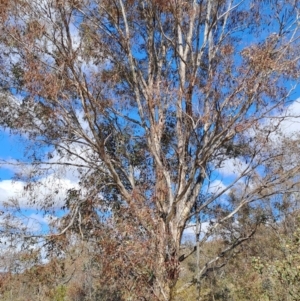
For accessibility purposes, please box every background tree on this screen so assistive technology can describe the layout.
[1,0,300,300]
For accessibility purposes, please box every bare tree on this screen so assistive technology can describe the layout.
[1,0,300,299]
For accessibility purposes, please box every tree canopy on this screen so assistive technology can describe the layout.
[1,0,300,300]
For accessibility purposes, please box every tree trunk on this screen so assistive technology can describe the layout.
[152,219,180,301]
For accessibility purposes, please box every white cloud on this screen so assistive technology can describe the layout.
[277,100,300,137]
[218,157,249,177]
[0,175,79,209]
[182,222,209,243]
[257,100,300,144]
[0,180,27,206]
[207,179,227,194]
[25,213,57,232]
[183,222,209,236]
[0,158,27,175]
[0,108,99,211]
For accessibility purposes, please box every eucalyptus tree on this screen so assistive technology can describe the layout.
[1,0,300,300]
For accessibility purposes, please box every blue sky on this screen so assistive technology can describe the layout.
[0,131,23,180]
[2,97,300,238]
[1,0,300,240]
